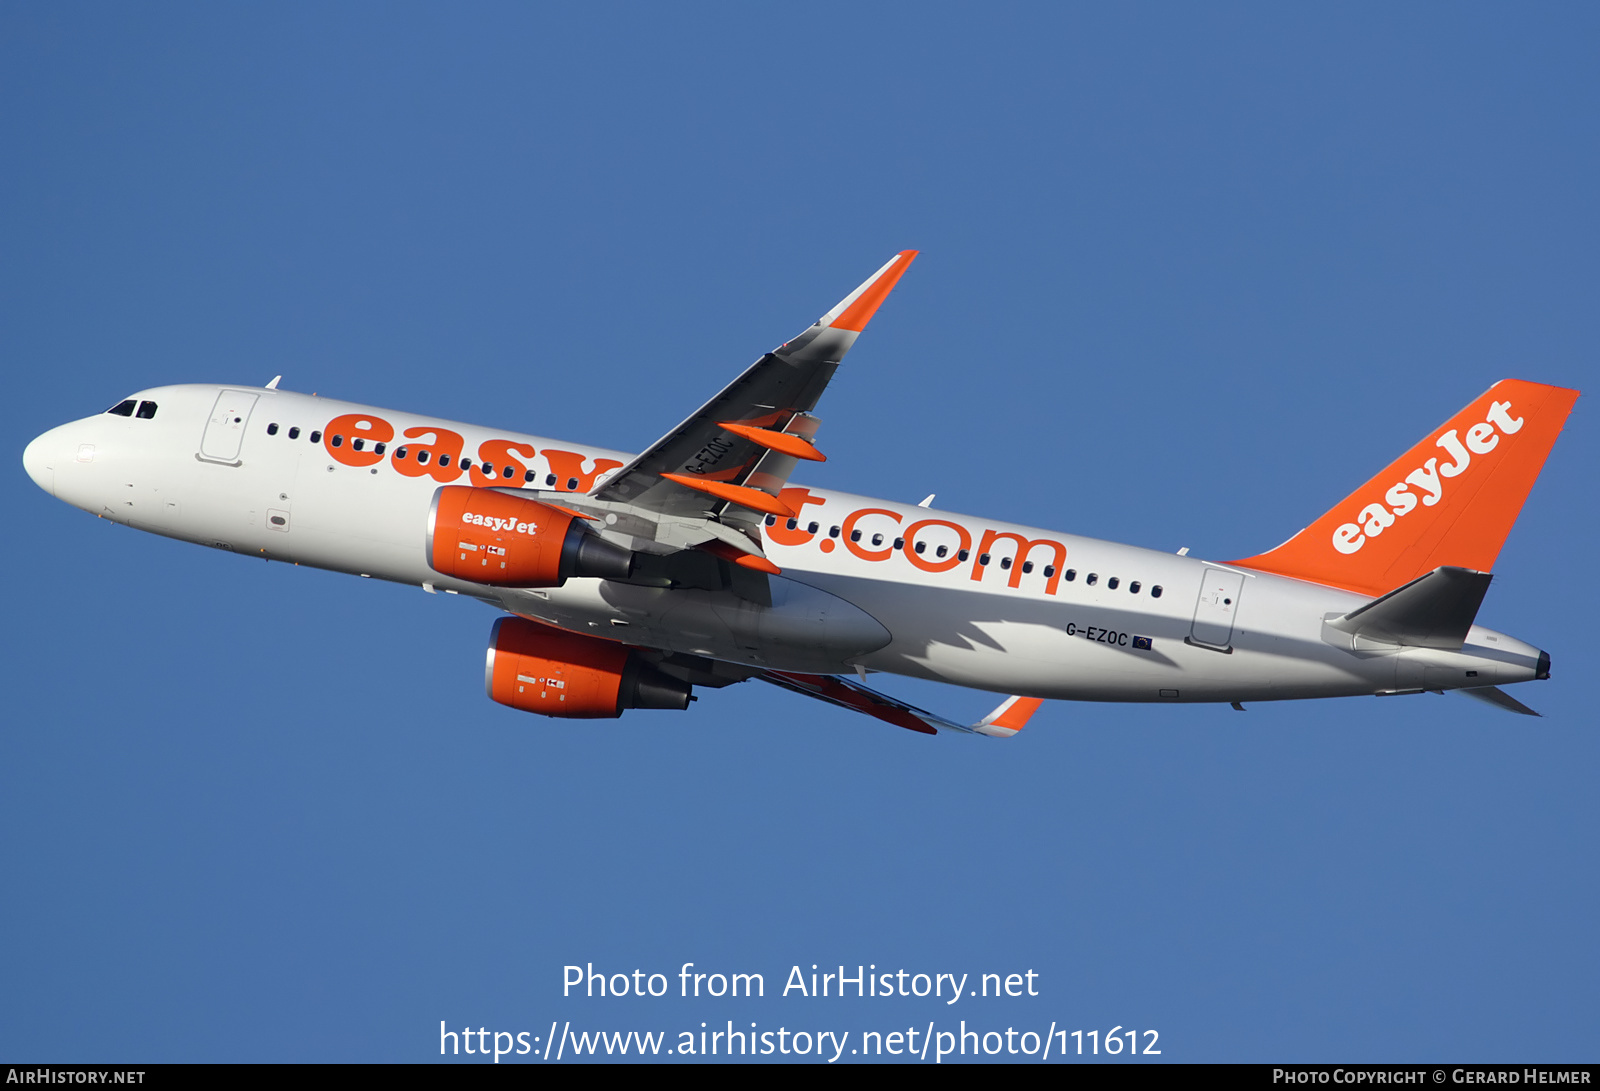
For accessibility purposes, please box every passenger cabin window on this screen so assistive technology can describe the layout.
[1043,565,1056,578]
[566,477,578,490]
[915,542,927,554]
[288,427,301,439]
[136,401,158,419]
[416,450,430,464]
[309,430,322,444]
[871,533,883,546]
[892,537,903,550]
[1107,576,1119,590]
[266,423,279,435]
[374,443,386,456]
[546,474,557,486]
[1022,561,1034,573]
[106,400,137,417]
[978,553,990,566]
[352,438,365,451]
[786,518,798,531]
[459,458,471,470]
[936,545,948,558]
[330,434,344,447]
[1064,569,1076,581]
[1086,573,1098,586]
[850,529,862,542]
[765,515,777,527]
[957,549,970,561]
[438,454,451,467]
[809,522,820,535]
[524,470,537,483]
[395,447,408,459]
[502,466,514,479]
[829,526,840,538]
[1151,585,1163,598]
[1000,556,1012,569]
[1130,581,1141,594]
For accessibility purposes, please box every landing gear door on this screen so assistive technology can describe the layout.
[1190,567,1245,648]
[199,391,260,465]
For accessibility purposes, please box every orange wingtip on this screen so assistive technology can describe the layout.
[717,422,827,462]
[660,472,798,518]
[977,696,1042,736]
[828,250,918,333]
[698,539,782,575]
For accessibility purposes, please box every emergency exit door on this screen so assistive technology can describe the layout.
[1190,567,1245,648]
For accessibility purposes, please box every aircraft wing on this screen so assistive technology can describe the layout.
[591,251,918,541]
[759,669,1042,738]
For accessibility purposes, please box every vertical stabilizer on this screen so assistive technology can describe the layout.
[1232,380,1578,596]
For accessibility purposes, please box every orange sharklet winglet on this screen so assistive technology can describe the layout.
[826,250,918,333]
[974,695,1043,737]
[698,539,782,575]
[717,422,827,462]
[659,472,798,519]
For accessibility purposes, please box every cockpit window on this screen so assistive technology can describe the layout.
[107,399,137,417]
[136,401,158,419]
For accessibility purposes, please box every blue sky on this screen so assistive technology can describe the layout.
[3,3,1596,1062]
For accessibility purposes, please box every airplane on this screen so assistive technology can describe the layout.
[20,252,1580,736]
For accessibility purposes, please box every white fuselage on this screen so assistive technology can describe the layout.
[24,384,1547,704]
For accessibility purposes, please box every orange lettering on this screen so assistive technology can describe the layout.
[392,426,465,483]
[842,508,903,562]
[471,439,538,488]
[902,519,972,573]
[543,449,623,492]
[972,529,1068,595]
[765,488,827,545]
[324,414,394,468]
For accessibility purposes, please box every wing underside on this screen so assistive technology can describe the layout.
[759,669,1041,737]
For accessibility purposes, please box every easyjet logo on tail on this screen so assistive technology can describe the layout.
[1233,379,1579,597]
[1332,399,1523,555]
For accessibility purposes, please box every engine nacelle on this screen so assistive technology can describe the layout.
[485,616,693,718]
[427,486,631,586]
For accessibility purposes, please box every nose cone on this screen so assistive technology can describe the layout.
[22,429,57,496]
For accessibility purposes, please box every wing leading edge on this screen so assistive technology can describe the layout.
[592,252,918,543]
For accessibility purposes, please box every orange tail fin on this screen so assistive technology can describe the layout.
[1231,379,1579,596]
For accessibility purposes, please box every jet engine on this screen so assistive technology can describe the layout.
[485,616,693,718]
[427,486,631,586]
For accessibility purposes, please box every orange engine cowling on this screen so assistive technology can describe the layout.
[427,486,632,586]
[485,617,693,718]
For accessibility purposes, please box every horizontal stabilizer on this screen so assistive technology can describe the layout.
[760,670,1040,737]
[1326,565,1491,650]
[1459,686,1541,717]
